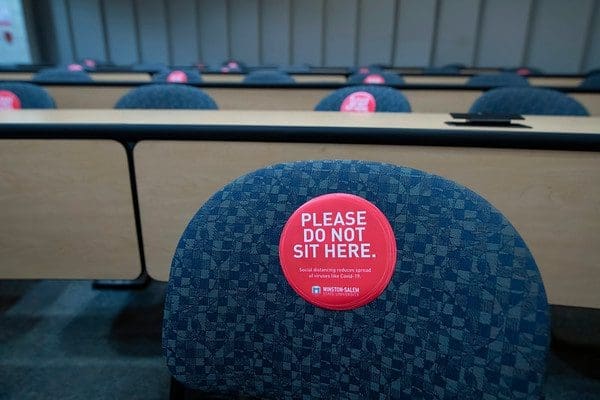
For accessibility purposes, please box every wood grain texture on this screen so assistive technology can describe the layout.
[134,141,600,308]
[0,140,140,279]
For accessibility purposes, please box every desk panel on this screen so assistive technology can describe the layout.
[39,85,600,115]
[0,140,141,279]
[135,141,600,308]
[0,72,34,81]
[89,72,151,82]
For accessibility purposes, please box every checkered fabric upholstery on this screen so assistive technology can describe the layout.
[0,82,55,108]
[347,72,404,85]
[32,68,93,83]
[314,85,411,112]
[153,69,203,84]
[467,73,529,87]
[580,73,600,89]
[114,84,218,109]
[243,70,295,84]
[163,160,549,399]
[469,87,588,116]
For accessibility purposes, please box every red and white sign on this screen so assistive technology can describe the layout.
[0,90,21,109]
[363,74,385,84]
[166,70,188,83]
[340,91,376,113]
[279,193,396,310]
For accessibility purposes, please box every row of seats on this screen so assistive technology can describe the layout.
[18,66,600,89]
[0,81,590,116]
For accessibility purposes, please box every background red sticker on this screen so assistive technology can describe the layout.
[340,91,376,113]
[363,74,385,84]
[279,193,396,310]
[0,90,21,110]
[167,70,188,83]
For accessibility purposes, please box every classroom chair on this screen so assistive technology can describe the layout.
[0,82,56,109]
[467,73,529,87]
[163,160,550,399]
[32,68,93,83]
[114,84,218,109]
[153,69,203,84]
[469,87,589,116]
[347,71,404,85]
[315,85,411,112]
[243,70,295,84]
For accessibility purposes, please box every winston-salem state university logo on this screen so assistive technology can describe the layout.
[311,286,321,295]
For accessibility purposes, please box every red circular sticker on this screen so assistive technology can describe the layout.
[227,61,239,69]
[358,67,370,74]
[279,193,396,310]
[363,74,385,84]
[340,91,377,113]
[68,63,84,71]
[220,66,230,73]
[166,70,188,83]
[0,90,21,110]
[83,59,96,68]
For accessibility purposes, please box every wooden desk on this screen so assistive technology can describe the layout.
[0,138,141,279]
[2,110,598,308]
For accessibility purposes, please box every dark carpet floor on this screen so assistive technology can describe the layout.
[0,280,598,399]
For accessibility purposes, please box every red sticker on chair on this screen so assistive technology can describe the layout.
[0,90,21,110]
[68,63,84,71]
[363,74,385,84]
[166,70,188,83]
[340,91,376,113]
[279,193,396,310]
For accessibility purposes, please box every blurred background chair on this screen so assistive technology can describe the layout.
[32,68,93,83]
[243,70,295,84]
[347,71,404,85]
[153,69,203,84]
[315,85,411,112]
[469,87,589,116]
[114,84,218,109]
[579,73,600,89]
[163,160,550,399]
[467,73,529,87]
[0,82,56,109]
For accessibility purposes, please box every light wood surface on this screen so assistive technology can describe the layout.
[1,110,599,135]
[134,141,600,308]
[44,86,131,109]
[89,72,151,82]
[0,140,141,279]
[404,76,469,85]
[0,72,34,81]
[34,85,600,115]
[528,77,583,87]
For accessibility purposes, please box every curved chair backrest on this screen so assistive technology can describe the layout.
[580,73,600,89]
[423,65,461,75]
[33,68,93,83]
[0,82,56,109]
[243,70,295,84]
[503,67,544,76]
[469,87,589,116]
[153,69,203,84]
[467,73,529,87]
[347,71,404,85]
[163,160,550,399]
[221,60,247,73]
[315,85,411,112]
[114,84,218,109]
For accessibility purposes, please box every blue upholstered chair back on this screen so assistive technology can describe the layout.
[163,160,550,399]
[153,69,203,84]
[114,84,218,109]
[347,71,404,85]
[314,85,411,112]
[467,73,529,87]
[580,73,600,89]
[243,70,295,84]
[469,87,589,116]
[0,82,56,109]
[33,68,93,83]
